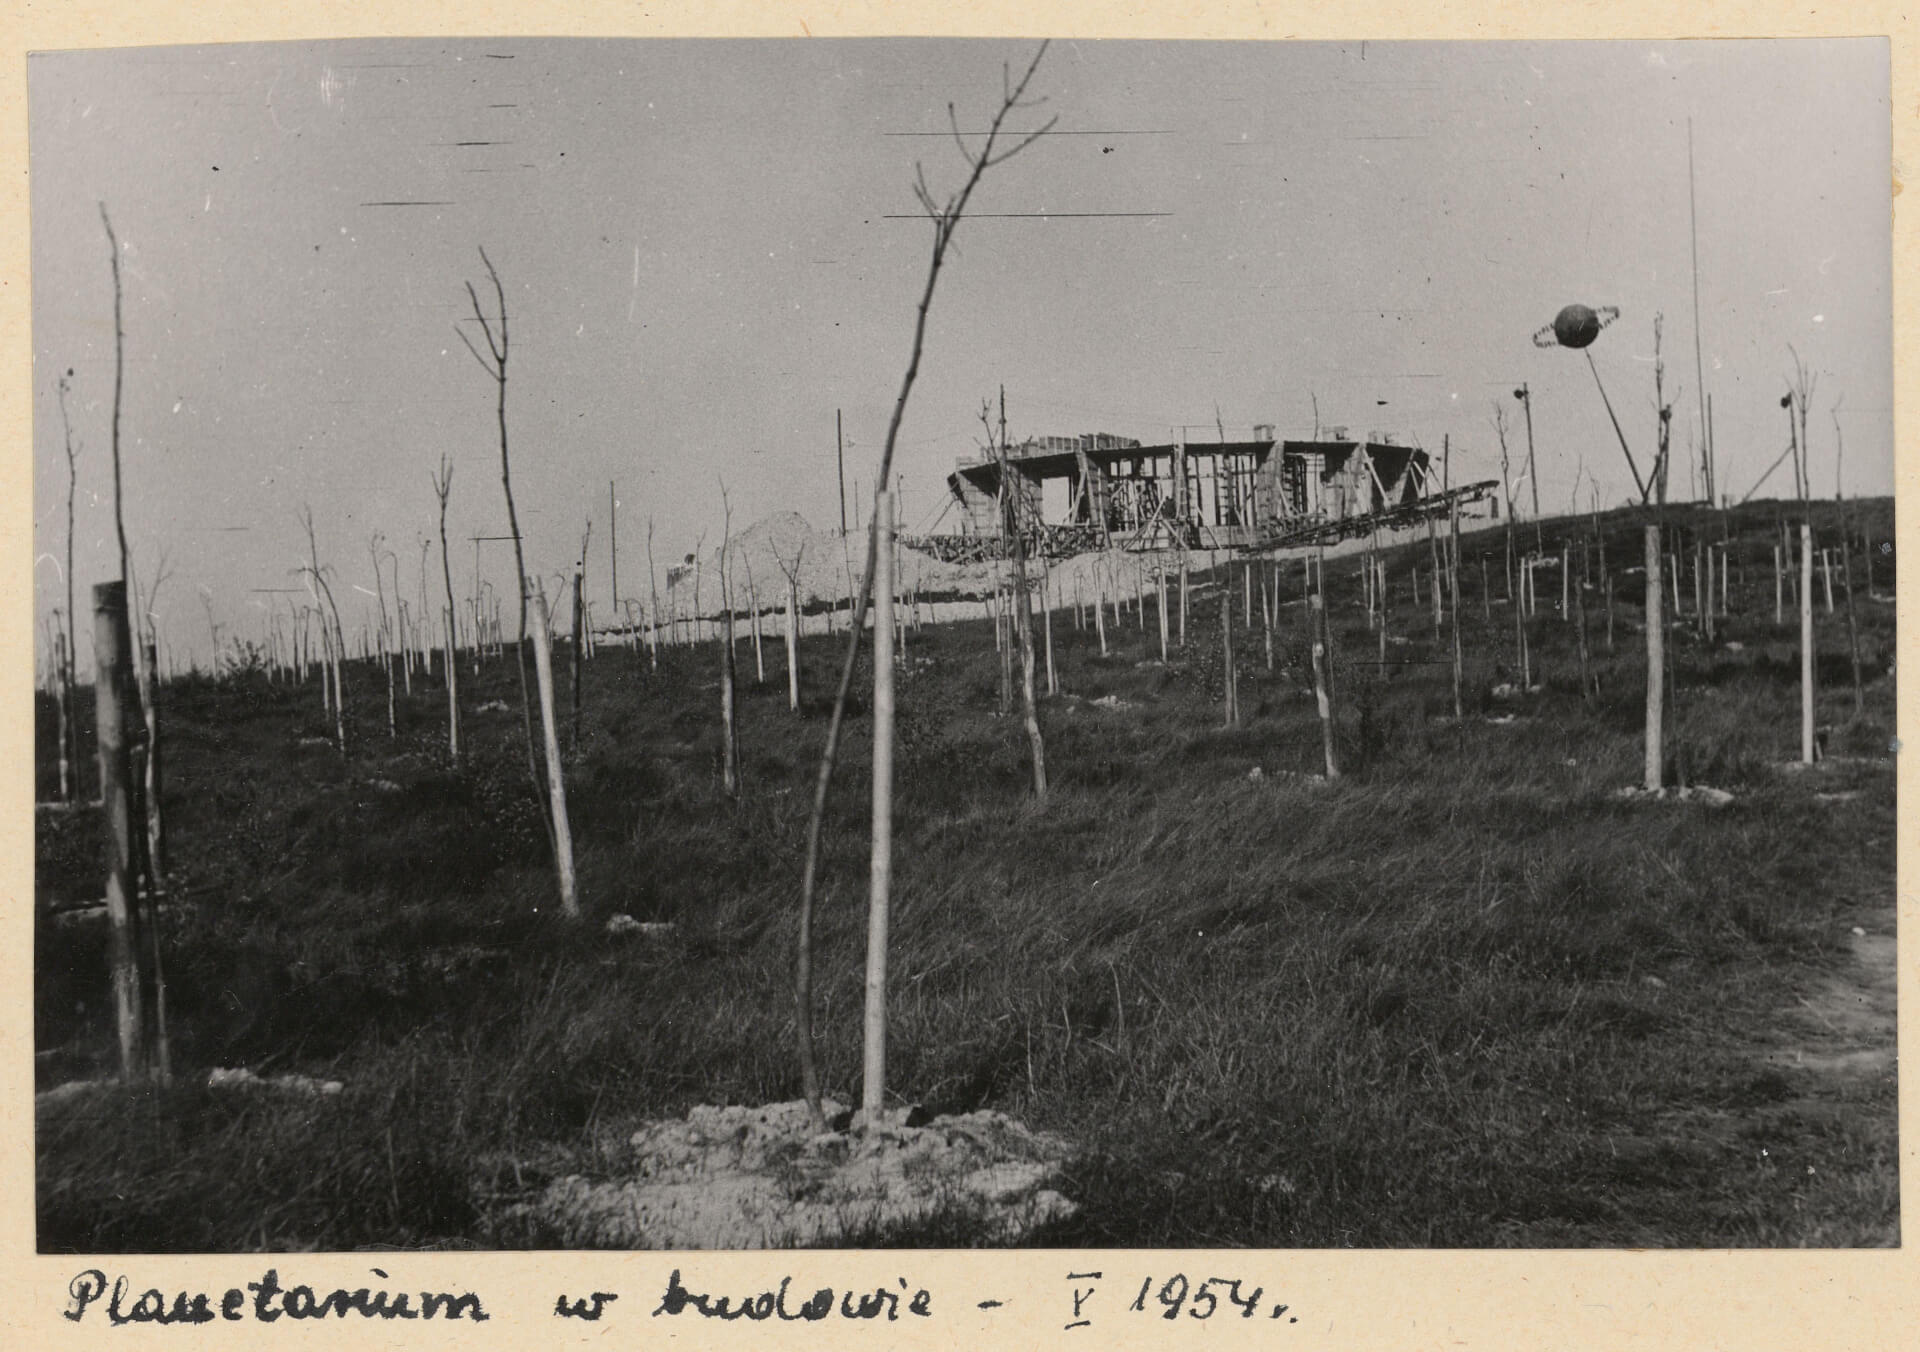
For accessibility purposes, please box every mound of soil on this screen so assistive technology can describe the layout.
[513,1098,1076,1248]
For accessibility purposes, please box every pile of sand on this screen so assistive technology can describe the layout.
[510,1098,1077,1249]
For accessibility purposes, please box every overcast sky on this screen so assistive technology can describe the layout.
[30,37,1891,672]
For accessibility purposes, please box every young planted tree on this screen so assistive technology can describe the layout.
[529,584,580,916]
[795,44,1054,1130]
[457,247,561,870]
[299,506,349,753]
[771,519,808,711]
[986,389,1048,798]
[57,368,82,800]
[718,484,742,797]
[96,203,170,1083]
[432,456,460,763]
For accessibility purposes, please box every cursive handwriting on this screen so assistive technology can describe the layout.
[652,1269,932,1322]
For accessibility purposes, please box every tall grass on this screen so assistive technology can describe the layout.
[35,500,1896,1250]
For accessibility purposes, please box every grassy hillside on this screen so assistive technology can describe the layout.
[34,498,1897,1250]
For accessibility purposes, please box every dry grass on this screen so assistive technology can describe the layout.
[35,498,1897,1250]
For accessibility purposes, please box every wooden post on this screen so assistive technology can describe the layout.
[141,636,166,879]
[1093,559,1109,658]
[1575,546,1592,706]
[55,629,73,802]
[1221,581,1238,727]
[1800,521,1816,764]
[1840,529,1864,717]
[1156,565,1169,662]
[785,574,801,712]
[1449,502,1464,720]
[721,589,740,797]
[1644,525,1665,791]
[1042,559,1057,696]
[1821,547,1834,614]
[746,561,765,684]
[1774,544,1784,625]
[1562,542,1571,620]
[529,587,580,916]
[862,490,896,1124]
[570,569,584,746]
[1260,560,1275,671]
[443,604,460,761]
[1178,551,1190,648]
[94,581,153,1080]
[1311,552,1340,779]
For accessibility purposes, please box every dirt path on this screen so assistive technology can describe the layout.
[1763,921,1897,1080]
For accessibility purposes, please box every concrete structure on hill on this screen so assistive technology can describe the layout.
[944,427,1435,554]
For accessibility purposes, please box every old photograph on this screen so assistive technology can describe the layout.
[30,36,1894,1253]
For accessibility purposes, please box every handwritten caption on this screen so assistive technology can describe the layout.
[61,1264,1300,1332]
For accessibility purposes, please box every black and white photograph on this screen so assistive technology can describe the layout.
[28,33,1895,1262]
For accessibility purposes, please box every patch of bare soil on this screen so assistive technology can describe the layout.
[1762,926,1897,1080]
[496,1099,1077,1249]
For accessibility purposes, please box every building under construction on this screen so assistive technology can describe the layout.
[933,427,1456,559]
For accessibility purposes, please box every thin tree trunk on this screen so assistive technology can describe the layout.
[1450,503,1465,720]
[1841,529,1864,717]
[1644,524,1664,790]
[862,490,897,1124]
[1801,521,1816,763]
[785,574,801,712]
[1311,553,1339,778]
[94,581,154,1080]
[530,588,580,915]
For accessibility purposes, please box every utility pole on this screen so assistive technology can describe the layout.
[609,480,618,616]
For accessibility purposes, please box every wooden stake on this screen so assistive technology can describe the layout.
[530,587,580,915]
[1222,581,1238,727]
[94,580,155,1080]
[784,574,801,712]
[1449,503,1464,720]
[1311,552,1340,778]
[1157,565,1169,662]
[1800,521,1816,764]
[1841,529,1864,717]
[862,490,896,1124]
[1644,525,1665,790]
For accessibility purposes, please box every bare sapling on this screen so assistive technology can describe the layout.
[1156,564,1169,661]
[572,519,591,748]
[298,507,349,752]
[432,457,460,761]
[1221,578,1238,727]
[772,523,807,711]
[646,516,662,669]
[96,203,170,1082]
[1644,524,1664,790]
[456,246,556,861]
[529,585,580,916]
[745,556,765,685]
[795,44,1054,1131]
[1260,560,1275,671]
[1800,520,1815,763]
[862,489,898,1126]
[1840,527,1864,717]
[57,368,82,797]
[1311,548,1340,778]
[719,484,741,797]
[989,389,1048,798]
[1449,501,1464,720]
[1041,552,1057,696]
